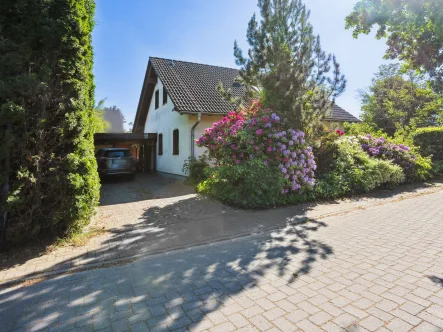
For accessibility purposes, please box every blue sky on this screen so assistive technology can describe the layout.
[93,0,393,128]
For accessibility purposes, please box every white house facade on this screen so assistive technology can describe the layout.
[144,79,223,175]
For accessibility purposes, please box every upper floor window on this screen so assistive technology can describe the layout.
[158,133,163,155]
[163,88,167,105]
[155,90,159,109]
[172,129,179,155]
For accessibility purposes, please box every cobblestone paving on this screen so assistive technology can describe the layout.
[1,190,443,331]
[1,174,442,283]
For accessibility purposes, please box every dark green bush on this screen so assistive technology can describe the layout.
[412,127,443,161]
[197,159,284,209]
[315,137,405,198]
[182,155,210,184]
[0,0,100,244]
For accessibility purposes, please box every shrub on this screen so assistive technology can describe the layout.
[314,131,342,175]
[0,0,99,244]
[344,122,386,137]
[197,159,284,209]
[182,155,210,184]
[357,134,432,182]
[412,127,443,161]
[315,138,405,198]
[196,100,316,195]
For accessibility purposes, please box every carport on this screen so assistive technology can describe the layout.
[94,133,157,173]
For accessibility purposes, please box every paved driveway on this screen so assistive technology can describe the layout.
[1,188,443,331]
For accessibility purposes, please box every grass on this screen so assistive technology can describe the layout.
[46,226,107,253]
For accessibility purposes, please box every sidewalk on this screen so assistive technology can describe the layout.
[1,178,442,284]
[1,187,443,331]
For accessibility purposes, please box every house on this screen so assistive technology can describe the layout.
[132,57,360,176]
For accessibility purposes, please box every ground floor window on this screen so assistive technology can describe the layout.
[173,129,179,155]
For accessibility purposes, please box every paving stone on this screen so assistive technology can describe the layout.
[2,187,443,332]
[296,319,323,332]
[308,311,332,325]
[359,316,385,331]
[249,314,273,331]
[209,321,236,332]
[333,313,358,328]
[227,313,249,328]
[386,318,413,331]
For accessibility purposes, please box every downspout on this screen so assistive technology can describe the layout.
[190,112,201,159]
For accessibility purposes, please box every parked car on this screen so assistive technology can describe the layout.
[95,148,136,179]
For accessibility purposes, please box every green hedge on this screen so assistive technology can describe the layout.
[0,0,100,244]
[413,127,443,161]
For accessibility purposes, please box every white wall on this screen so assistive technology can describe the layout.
[145,79,190,175]
[144,79,224,175]
[191,114,224,159]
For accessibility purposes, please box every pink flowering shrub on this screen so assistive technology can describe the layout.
[196,101,316,194]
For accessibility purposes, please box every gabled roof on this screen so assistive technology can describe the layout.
[325,104,361,123]
[133,57,360,133]
[150,57,245,114]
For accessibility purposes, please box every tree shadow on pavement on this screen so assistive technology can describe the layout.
[428,275,443,287]
[0,197,333,331]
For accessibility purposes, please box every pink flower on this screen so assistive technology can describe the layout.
[256,129,263,135]
[267,146,272,152]
[235,160,240,164]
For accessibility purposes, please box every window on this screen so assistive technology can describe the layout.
[158,133,163,155]
[172,129,179,155]
[163,88,167,105]
[155,90,159,109]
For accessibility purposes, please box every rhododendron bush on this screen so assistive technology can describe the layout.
[356,134,432,182]
[196,101,316,194]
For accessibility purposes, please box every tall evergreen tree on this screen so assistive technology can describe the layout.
[222,0,346,135]
[0,0,100,244]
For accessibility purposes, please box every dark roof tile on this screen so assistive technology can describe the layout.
[150,57,244,114]
[324,104,360,123]
[146,57,360,122]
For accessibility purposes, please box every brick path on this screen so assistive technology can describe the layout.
[1,189,443,331]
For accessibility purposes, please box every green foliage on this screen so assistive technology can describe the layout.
[313,132,340,175]
[344,122,386,137]
[182,155,211,185]
[223,0,346,136]
[0,0,100,244]
[412,127,443,161]
[359,64,443,135]
[197,159,284,209]
[315,138,405,198]
[345,0,443,93]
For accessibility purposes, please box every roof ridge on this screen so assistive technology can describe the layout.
[149,56,239,72]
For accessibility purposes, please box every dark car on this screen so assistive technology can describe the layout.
[95,148,136,179]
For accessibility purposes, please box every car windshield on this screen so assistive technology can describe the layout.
[104,150,131,158]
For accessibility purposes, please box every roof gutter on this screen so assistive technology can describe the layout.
[190,112,202,159]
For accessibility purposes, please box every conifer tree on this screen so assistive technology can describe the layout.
[0,0,100,244]
[222,0,346,135]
